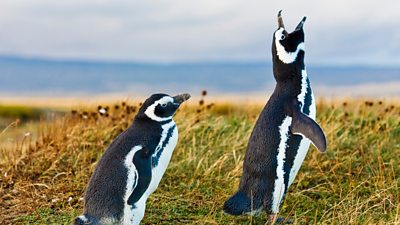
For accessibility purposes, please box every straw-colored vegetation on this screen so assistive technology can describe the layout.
[0,95,399,224]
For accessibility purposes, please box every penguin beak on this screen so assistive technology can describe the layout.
[173,93,191,105]
[295,16,307,31]
[277,10,285,29]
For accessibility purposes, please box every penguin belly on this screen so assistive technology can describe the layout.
[121,121,178,224]
[270,116,292,214]
[270,88,316,213]
[148,121,178,194]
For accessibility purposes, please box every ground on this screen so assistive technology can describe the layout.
[0,96,399,224]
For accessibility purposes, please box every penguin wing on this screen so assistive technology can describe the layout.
[127,147,153,206]
[291,108,327,152]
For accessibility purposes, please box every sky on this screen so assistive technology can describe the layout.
[0,0,399,66]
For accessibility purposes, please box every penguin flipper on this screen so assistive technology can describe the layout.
[127,147,152,206]
[127,177,151,206]
[140,146,151,157]
[291,110,327,152]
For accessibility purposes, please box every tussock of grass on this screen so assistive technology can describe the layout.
[0,97,399,224]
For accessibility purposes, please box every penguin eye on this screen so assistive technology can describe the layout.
[161,103,167,107]
[281,34,286,40]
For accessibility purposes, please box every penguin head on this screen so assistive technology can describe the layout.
[272,10,307,81]
[137,93,191,122]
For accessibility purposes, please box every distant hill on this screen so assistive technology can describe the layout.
[0,56,399,97]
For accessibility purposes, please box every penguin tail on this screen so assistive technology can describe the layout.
[223,191,257,216]
[73,214,99,225]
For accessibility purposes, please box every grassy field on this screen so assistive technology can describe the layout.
[0,96,399,224]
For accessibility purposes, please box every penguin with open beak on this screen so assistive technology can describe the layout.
[224,11,326,223]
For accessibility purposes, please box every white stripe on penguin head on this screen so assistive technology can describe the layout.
[144,96,174,122]
[274,28,305,64]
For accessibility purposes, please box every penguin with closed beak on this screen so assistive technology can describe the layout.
[74,93,191,225]
[223,11,327,223]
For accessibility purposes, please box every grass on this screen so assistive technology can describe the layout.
[0,105,45,122]
[0,104,63,157]
[0,96,399,224]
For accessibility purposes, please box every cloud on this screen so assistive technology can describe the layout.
[0,0,399,65]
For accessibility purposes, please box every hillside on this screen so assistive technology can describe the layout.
[1,56,400,97]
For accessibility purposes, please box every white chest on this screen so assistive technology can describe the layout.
[148,124,178,194]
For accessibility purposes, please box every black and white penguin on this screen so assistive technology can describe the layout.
[74,93,191,225]
[223,11,327,222]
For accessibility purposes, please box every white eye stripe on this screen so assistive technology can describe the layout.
[276,28,286,40]
[160,98,173,107]
[274,28,305,64]
[144,96,174,122]
[158,97,173,105]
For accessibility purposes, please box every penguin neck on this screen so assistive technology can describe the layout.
[134,114,174,126]
[273,67,308,98]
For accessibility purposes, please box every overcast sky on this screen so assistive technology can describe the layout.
[0,0,399,66]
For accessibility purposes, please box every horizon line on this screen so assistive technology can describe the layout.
[1,54,399,69]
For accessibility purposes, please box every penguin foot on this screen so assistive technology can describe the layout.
[73,214,99,225]
[269,214,293,224]
[223,191,253,215]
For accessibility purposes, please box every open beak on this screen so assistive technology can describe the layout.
[173,93,191,104]
[277,10,285,29]
[295,16,307,31]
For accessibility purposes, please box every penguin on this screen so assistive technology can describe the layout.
[73,93,191,225]
[223,11,327,222]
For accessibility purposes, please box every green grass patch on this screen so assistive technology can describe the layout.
[0,105,45,121]
[16,208,78,225]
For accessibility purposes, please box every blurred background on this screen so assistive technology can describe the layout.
[0,0,399,100]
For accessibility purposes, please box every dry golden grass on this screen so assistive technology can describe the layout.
[0,96,399,224]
